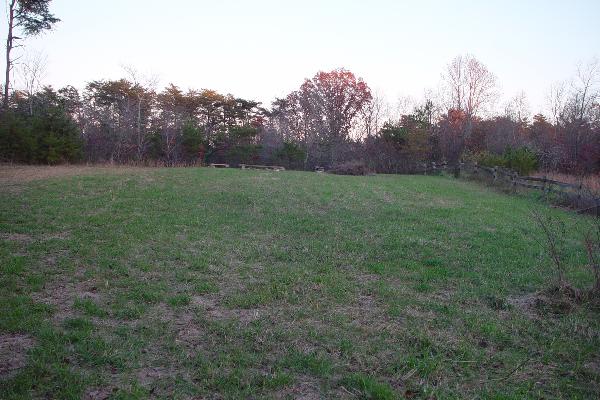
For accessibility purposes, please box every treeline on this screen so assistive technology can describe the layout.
[0,82,273,166]
[1,56,599,174]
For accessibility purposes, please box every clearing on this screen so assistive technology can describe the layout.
[0,166,598,399]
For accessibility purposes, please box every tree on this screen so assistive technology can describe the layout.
[435,109,468,163]
[547,82,567,126]
[123,65,158,161]
[555,59,600,172]
[363,114,431,174]
[180,120,204,163]
[504,91,530,124]
[443,54,497,120]
[357,91,389,138]
[439,55,497,161]
[0,86,81,163]
[4,0,59,109]
[18,51,47,115]
[156,84,186,164]
[296,68,372,165]
[571,59,599,123]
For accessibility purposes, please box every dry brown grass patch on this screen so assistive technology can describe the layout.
[0,163,153,185]
[534,172,600,195]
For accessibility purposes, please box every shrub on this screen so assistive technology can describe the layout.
[226,144,262,166]
[468,151,507,169]
[328,160,372,176]
[273,142,305,169]
[504,147,538,175]
[0,106,82,164]
[470,147,538,175]
[180,120,204,162]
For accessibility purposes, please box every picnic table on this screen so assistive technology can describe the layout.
[239,164,285,171]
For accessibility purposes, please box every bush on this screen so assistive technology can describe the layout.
[470,151,507,169]
[470,147,538,176]
[225,144,262,166]
[504,147,538,175]
[273,142,305,169]
[328,160,372,176]
[180,121,204,162]
[0,107,82,164]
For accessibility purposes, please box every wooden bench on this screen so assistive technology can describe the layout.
[240,164,285,171]
[209,163,229,168]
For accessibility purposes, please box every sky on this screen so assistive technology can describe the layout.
[2,0,599,115]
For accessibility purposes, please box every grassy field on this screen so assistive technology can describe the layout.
[0,166,598,399]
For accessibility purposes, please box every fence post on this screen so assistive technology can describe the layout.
[542,176,547,194]
[453,162,461,178]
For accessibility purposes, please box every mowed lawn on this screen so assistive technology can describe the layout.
[0,166,598,399]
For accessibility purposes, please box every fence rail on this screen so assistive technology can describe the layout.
[423,161,598,215]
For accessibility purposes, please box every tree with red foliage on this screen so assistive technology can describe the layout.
[297,68,372,165]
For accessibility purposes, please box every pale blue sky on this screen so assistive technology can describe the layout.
[3,0,599,113]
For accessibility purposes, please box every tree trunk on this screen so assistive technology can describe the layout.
[137,94,143,160]
[3,1,16,109]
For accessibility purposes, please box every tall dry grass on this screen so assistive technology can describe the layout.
[534,172,600,196]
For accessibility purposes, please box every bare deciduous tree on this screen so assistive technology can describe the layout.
[504,91,530,123]
[356,90,389,139]
[547,81,567,126]
[443,54,497,119]
[122,65,159,161]
[394,95,415,121]
[18,51,47,115]
[571,59,599,122]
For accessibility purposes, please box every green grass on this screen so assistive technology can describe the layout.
[0,167,598,399]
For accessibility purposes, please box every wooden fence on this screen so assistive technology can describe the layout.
[424,161,599,215]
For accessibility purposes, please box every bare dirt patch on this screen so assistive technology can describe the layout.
[0,333,36,378]
[31,278,100,324]
[191,295,262,323]
[83,386,115,400]
[1,231,70,246]
[135,366,190,388]
[273,376,324,400]
[0,232,33,243]
[42,231,71,241]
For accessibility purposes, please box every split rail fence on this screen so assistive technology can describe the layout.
[424,161,599,215]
